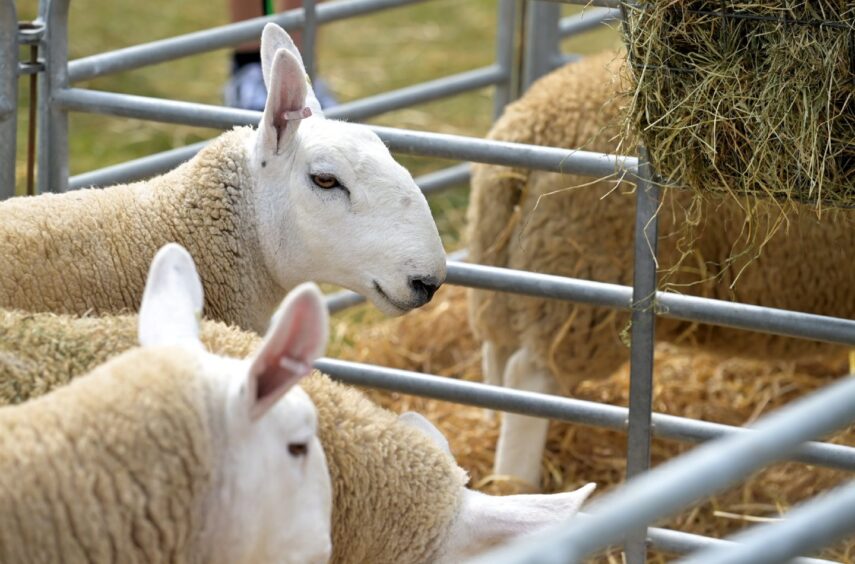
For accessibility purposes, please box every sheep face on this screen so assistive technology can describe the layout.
[250,24,446,317]
[139,244,333,563]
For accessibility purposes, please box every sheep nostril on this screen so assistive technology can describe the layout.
[409,276,441,305]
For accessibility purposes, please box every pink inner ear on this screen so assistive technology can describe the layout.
[249,292,323,420]
[269,53,309,146]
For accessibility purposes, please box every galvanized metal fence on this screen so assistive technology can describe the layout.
[1,0,854,562]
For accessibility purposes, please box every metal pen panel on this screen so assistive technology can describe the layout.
[559,7,621,38]
[331,66,506,122]
[447,263,855,347]
[522,0,561,89]
[0,0,17,199]
[67,0,429,83]
[615,517,833,564]
[313,358,855,472]
[302,0,317,80]
[466,373,855,563]
[624,148,659,564]
[677,481,855,564]
[493,0,519,119]
[36,0,70,194]
[52,88,640,178]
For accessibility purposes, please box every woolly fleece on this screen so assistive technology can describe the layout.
[467,51,853,393]
[0,128,282,333]
[0,346,218,563]
[0,309,466,564]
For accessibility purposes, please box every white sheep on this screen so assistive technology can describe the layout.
[0,244,597,563]
[0,243,333,563]
[467,50,854,486]
[0,23,445,333]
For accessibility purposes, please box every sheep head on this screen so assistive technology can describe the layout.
[250,23,447,317]
[139,243,333,564]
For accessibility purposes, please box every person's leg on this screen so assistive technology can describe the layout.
[224,0,268,110]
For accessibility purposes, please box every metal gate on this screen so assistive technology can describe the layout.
[1,0,854,562]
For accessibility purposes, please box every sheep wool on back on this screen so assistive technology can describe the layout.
[0,128,280,332]
[0,308,466,564]
[467,50,853,395]
[0,346,217,563]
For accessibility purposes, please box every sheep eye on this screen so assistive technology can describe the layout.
[288,442,308,457]
[310,174,340,190]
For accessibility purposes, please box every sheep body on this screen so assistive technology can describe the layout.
[0,308,465,563]
[467,50,853,484]
[0,346,214,563]
[0,130,276,331]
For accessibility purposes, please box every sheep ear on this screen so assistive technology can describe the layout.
[260,23,323,118]
[441,484,597,560]
[138,243,204,349]
[247,282,329,420]
[398,412,452,456]
[258,47,311,156]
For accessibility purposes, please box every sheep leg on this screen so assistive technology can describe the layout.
[493,347,556,488]
[482,341,513,422]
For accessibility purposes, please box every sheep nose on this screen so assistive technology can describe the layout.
[409,275,441,306]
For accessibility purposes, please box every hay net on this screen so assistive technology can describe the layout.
[620,0,854,211]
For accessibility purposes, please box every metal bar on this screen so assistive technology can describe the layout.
[625,149,659,564]
[559,7,622,38]
[36,0,71,194]
[446,262,855,347]
[415,162,470,195]
[69,140,210,189]
[53,88,639,178]
[522,0,561,89]
[646,526,835,564]
[677,481,855,564]
[26,44,38,196]
[302,0,317,80]
[0,0,16,200]
[466,374,855,564]
[70,136,467,192]
[493,0,518,119]
[315,358,855,472]
[331,66,506,122]
[539,0,623,7]
[67,0,428,83]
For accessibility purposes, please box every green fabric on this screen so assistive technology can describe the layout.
[264,0,274,16]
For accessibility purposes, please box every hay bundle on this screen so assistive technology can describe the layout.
[621,1,854,210]
[331,286,853,561]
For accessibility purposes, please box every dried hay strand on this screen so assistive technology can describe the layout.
[333,285,853,562]
[620,1,855,212]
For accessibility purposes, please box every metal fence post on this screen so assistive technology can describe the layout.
[36,0,70,194]
[625,147,660,564]
[493,0,518,119]
[522,0,560,90]
[0,0,17,199]
[302,0,317,80]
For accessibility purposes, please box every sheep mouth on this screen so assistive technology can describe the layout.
[372,281,412,313]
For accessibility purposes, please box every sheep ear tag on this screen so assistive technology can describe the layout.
[398,412,452,456]
[138,243,204,349]
[247,282,329,421]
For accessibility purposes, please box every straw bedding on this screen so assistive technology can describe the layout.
[620,1,854,211]
[332,285,853,562]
